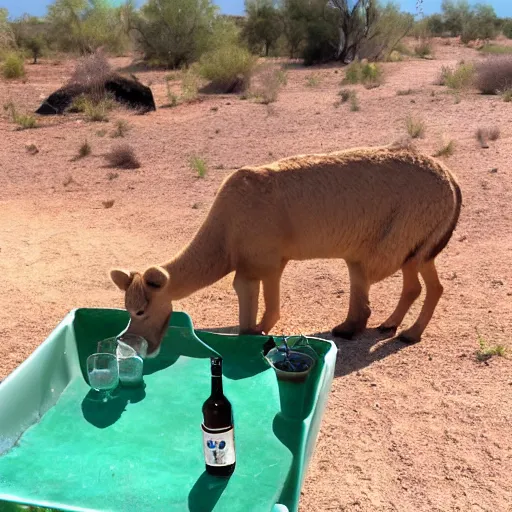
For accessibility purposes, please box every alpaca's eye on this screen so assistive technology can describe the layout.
[136,310,144,317]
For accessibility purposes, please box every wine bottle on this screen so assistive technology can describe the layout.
[201,357,236,477]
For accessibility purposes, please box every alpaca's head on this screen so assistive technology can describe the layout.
[110,266,172,358]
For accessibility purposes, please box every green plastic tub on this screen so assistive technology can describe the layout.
[0,308,337,512]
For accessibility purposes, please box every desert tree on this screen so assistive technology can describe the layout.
[243,0,283,56]
[46,0,128,55]
[0,8,16,50]
[11,14,47,63]
[123,0,221,68]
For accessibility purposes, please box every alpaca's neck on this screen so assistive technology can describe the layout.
[163,223,231,301]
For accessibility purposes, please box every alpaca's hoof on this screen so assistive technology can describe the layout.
[331,325,356,340]
[397,332,421,344]
[377,324,398,335]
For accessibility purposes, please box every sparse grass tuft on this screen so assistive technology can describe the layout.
[414,39,433,59]
[105,144,140,169]
[503,89,512,102]
[476,332,507,361]
[77,140,91,159]
[181,69,199,102]
[112,119,130,138]
[349,92,360,111]
[190,155,207,178]
[476,127,488,147]
[433,138,455,157]
[107,171,119,180]
[2,52,25,79]
[102,199,115,209]
[166,84,180,107]
[406,115,425,138]
[305,73,321,87]
[3,102,37,130]
[438,62,475,90]
[396,88,415,96]
[70,92,115,122]
[338,89,352,102]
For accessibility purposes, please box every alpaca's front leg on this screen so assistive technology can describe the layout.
[233,271,261,334]
[332,261,371,339]
[255,269,283,335]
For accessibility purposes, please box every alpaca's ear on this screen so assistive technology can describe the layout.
[143,266,169,289]
[110,269,134,291]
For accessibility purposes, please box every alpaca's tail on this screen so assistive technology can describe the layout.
[425,172,463,262]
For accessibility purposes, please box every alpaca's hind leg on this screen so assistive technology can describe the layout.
[378,261,422,334]
[332,262,371,339]
[255,264,286,334]
[233,272,261,335]
[398,259,444,343]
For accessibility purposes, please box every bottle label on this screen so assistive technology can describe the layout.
[201,425,236,466]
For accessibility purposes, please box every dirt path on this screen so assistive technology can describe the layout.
[1,39,511,511]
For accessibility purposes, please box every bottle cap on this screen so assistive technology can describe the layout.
[210,356,223,376]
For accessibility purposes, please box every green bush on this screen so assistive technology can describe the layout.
[198,44,256,93]
[480,45,512,55]
[438,62,475,90]
[2,52,25,79]
[503,19,512,39]
[343,60,383,88]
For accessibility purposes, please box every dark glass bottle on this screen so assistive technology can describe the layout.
[201,357,236,477]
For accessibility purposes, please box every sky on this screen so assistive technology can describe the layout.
[2,0,511,20]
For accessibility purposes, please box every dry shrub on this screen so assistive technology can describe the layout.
[477,126,500,146]
[414,39,433,58]
[474,56,512,94]
[488,127,501,141]
[105,144,140,169]
[250,64,287,104]
[68,50,113,103]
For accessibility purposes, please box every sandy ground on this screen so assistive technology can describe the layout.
[1,38,511,511]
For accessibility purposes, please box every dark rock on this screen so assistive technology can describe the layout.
[35,83,85,115]
[35,74,156,115]
[104,75,156,113]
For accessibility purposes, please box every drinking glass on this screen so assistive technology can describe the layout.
[86,352,119,402]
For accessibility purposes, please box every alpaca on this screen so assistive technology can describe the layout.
[110,144,462,357]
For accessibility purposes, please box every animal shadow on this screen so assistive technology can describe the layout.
[309,327,414,378]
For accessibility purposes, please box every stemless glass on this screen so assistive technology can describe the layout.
[86,352,119,402]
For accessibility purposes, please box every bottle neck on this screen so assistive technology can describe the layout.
[210,357,223,397]
[211,374,223,396]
